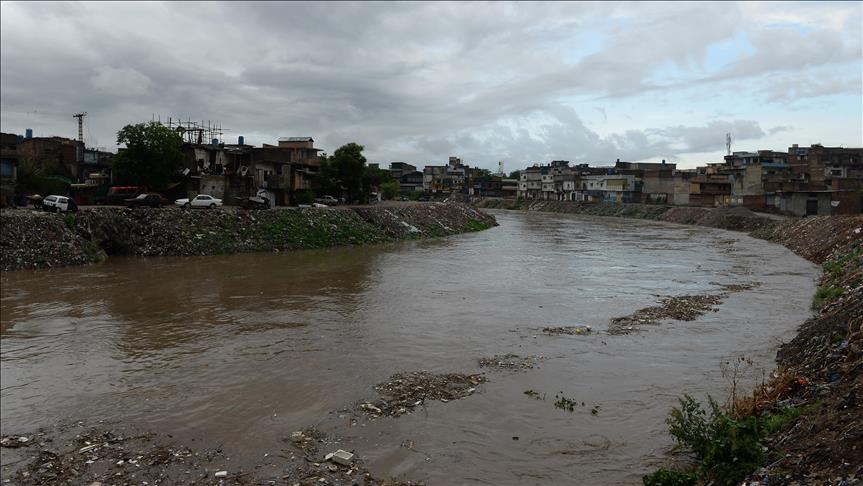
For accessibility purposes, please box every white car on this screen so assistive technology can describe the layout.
[175,194,223,209]
[42,195,78,213]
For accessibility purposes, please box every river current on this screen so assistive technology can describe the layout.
[0,210,818,484]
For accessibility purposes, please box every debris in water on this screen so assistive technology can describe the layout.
[478,354,544,370]
[542,325,592,336]
[608,283,759,334]
[357,371,486,418]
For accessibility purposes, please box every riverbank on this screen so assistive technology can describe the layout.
[476,198,778,232]
[0,203,496,272]
[480,199,862,483]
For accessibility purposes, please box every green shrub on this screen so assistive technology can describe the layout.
[295,189,315,205]
[812,285,843,309]
[659,395,800,486]
[643,468,697,486]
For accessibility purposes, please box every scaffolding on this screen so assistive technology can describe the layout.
[153,115,229,145]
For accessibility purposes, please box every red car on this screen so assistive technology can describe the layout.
[124,193,170,208]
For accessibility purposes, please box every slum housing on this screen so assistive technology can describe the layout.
[512,145,863,217]
[0,127,323,207]
[2,121,860,217]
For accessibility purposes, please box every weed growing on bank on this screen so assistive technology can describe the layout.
[811,285,844,310]
[643,394,800,486]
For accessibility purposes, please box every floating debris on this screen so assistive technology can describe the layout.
[0,436,30,448]
[357,371,486,417]
[542,325,592,336]
[478,354,544,370]
[608,283,759,335]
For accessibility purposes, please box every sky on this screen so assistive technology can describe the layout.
[1,1,861,171]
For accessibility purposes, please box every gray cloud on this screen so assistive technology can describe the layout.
[1,1,860,168]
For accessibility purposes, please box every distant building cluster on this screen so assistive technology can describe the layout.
[508,145,862,217]
[1,122,860,217]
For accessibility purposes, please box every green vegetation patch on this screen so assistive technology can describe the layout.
[645,394,802,486]
[812,285,844,310]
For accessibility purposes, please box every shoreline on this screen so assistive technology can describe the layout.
[0,202,497,272]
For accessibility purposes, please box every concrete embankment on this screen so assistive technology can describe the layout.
[0,203,496,271]
[479,198,862,481]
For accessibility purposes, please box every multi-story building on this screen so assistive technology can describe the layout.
[0,132,19,206]
[518,165,544,199]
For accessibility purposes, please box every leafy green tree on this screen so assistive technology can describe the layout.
[380,180,400,200]
[473,168,494,181]
[329,142,367,203]
[508,170,521,180]
[361,164,395,202]
[114,122,184,191]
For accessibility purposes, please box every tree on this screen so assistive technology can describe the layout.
[361,164,394,202]
[329,142,366,203]
[380,180,400,200]
[114,122,184,191]
[508,170,521,180]
[473,168,494,181]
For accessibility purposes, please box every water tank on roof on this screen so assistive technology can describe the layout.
[25,128,33,139]
[238,136,244,146]
[17,135,23,143]
[212,138,219,146]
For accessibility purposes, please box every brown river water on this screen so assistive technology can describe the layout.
[1,210,818,484]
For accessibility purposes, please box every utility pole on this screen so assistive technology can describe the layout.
[73,112,87,164]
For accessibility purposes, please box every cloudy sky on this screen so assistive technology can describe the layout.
[1,1,861,170]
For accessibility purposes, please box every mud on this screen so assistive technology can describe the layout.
[1,422,421,486]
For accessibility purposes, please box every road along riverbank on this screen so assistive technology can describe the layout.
[0,203,496,272]
[479,199,862,483]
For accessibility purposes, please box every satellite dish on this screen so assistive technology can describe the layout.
[831,201,840,208]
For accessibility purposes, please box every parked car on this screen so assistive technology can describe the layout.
[42,195,78,213]
[236,190,271,210]
[314,195,339,205]
[125,193,169,208]
[174,194,223,209]
[107,186,143,205]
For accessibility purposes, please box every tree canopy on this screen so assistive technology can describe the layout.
[114,122,184,191]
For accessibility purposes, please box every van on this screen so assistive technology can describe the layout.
[107,186,142,205]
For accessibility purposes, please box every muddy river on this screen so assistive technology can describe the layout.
[1,210,819,484]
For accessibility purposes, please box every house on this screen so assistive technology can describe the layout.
[518,165,544,199]
[17,134,81,183]
[389,162,417,180]
[689,173,732,207]
[423,156,470,194]
[500,178,518,199]
[399,170,424,193]
[0,132,19,206]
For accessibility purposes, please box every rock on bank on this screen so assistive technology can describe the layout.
[0,203,496,271]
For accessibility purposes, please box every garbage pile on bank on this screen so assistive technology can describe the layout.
[1,203,498,271]
[744,220,861,484]
[352,203,496,239]
[0,209,105,271]
[357,371,486,418]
